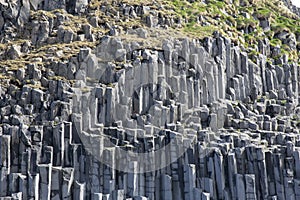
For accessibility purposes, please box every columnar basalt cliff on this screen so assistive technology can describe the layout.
[1,0,300,199]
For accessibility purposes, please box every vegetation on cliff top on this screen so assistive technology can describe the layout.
[163,0,300,61]
[1,0,300,82]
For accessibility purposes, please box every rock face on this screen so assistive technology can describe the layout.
[281,0,300,16]
[1,0,300,200]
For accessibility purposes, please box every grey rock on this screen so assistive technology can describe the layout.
[32,21,50,46]
[0,10,300,199]
[16,0,30,26]
[29,0,40,10]
[7,45,22,59]
[236,174,246,200]
[74,0,88,14]
[38,164,52,200]
[63,29,75,43]
[259,19,270,31]
[115,49,126,62]
[146,15,158,28]
[161,174,172,200]
[31,89,44,109]
[44,0,66,10]
[136,28,148,39]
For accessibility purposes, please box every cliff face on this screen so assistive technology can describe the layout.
[1,0,300,199]
[282,0,300,16]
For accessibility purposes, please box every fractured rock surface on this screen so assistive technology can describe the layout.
[1,35,300,199]
[1,0,300,200]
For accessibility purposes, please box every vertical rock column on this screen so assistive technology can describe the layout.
[256,147,268,199]
[245,174,257,200]
[183,164,196,200]
[161,174,172,200]
[227,152,237,200]
[51,167,62,199]
[127,162,138,197]
[214,150,225,199]
[236,174,246,200]
[38,164,52,200]
[0,135,11,196]
[53,124,64,166]
[273,153,285,199]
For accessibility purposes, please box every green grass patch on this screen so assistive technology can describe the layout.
[184,22,217,38]
[255,7,272,19]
